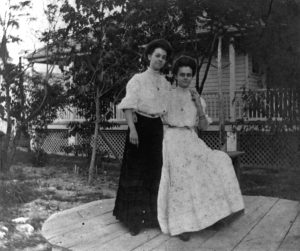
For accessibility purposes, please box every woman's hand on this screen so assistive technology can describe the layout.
[129,128,139,146]
[190,90,204,112]
[124,109,139,146]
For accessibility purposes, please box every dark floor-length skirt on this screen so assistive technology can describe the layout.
[113,113,163,230]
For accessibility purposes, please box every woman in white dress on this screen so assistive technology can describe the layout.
[157,56,245,241]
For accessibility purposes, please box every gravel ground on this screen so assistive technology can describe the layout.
[0,157,120,251]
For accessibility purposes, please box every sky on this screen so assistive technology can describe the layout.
[1,0,118,66]
[0,0,72,64]
[0,0,47,63]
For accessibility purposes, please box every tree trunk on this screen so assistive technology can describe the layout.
[0,135,3,171]
[198,33,218,95]
[1,84,12,172]
[0,143,8,172]
[195,55,205,94]
[1,132,12,172]
[7,126,22,168]
[88,86,101,184]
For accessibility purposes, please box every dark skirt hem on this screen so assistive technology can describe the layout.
[113,113,163,230]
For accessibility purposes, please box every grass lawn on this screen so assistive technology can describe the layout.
[241,167,300,201]
[0,150,299,250]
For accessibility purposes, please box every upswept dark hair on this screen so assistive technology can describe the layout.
[172,55,197,76]
[144,39,173,59]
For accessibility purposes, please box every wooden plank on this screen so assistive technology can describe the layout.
[155,196,263,251]
[278,204,300,251]
[41,196,299,251]
[43,198,114,230]
[243,195,261,208]
[153,196,259,251]
[42,199,115,237]
[44,196,256,251]
[154,230,216,251]
[94,229,162,251]
[132,233,171,251]
[234,199,299,251]
[68,223,127,250]
[49,198,115,220]
[47,210,118,241]
[199,196,278,250]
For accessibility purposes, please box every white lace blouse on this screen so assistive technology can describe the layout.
[118,68,171,116]
[164,88,212,127]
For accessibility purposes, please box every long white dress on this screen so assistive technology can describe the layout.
[157,88,245,236]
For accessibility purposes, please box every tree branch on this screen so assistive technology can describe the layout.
[198,32,217,94]
[266,0,274,20]
[25,78,48,122]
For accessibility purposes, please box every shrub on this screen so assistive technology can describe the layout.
[0,180,39,207]
[31,149,47,167]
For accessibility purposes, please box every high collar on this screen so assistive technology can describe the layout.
[146,67,161,76]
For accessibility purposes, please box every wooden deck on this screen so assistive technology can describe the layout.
[42,196,300,251]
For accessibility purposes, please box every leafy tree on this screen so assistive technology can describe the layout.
[52,0,141,184]
[240,0,300,88]
[46,0,300,179]
[0,0,67,171]
[0,0,33,171]
[121,0,300,148]
[123,0,300,90]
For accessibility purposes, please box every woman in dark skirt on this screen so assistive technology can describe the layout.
[113,39,172,236]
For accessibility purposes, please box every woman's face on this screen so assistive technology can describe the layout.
[148,48,167,71]
[176,66,193,89]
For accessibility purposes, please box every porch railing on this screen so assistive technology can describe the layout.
[54,107,85,123]
[236,89,300,121]
[53,89,300,123]
[202,89,300,122]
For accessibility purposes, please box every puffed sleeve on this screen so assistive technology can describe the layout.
[117,74,140,111]
[200,97,213,124]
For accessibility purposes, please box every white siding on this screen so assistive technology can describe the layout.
[197,53,250,93]
[235,53,247,90]
[200,54,230,93]
[247,54,262,90]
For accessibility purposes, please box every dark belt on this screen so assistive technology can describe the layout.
[167,125,193,129]
[136,111,161,118]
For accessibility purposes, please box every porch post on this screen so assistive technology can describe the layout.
[217,36,226,150]
[245,54,249,89]
[229,37,236,122]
